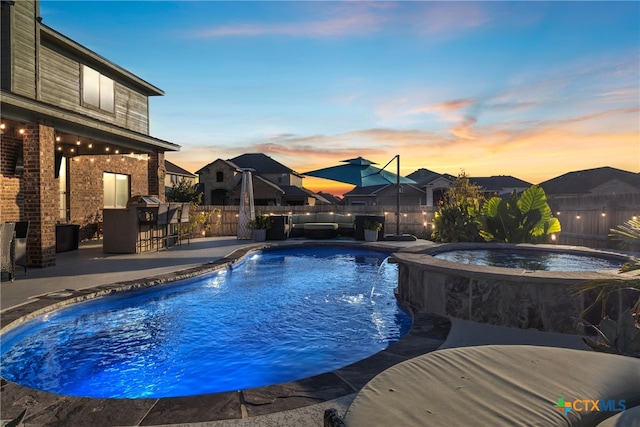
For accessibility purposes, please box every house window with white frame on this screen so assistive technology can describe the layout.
[82,65,115,112]
[103,172,130,208]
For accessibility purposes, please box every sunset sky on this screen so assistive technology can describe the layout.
[41,1,639,196]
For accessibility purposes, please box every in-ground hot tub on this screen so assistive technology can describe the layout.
[393,243,635,334]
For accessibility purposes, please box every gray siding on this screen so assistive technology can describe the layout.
[7,1,37,98]
[39,44,150,134]
[39,43,79,109]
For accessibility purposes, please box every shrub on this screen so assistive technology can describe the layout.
[478,185,560,243]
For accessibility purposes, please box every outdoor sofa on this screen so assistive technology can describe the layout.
[290,213,355,239]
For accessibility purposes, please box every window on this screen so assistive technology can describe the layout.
[103,172,130,208]
[82,65,114,112]
[216,171,224,182]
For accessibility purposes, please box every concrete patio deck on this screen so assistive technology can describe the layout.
[1,236,446,427]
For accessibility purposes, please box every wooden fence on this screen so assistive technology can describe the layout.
[191,205,439,240]
[548,193,640,251]
[191,193,640,251]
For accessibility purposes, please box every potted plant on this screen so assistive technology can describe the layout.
[248,212,272,242]
[364,220,382,242]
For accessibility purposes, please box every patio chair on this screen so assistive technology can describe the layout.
[178,203,191,245]
[1,222,16,282]
[166,203,182,247]
[14,221,29,275]
[154,203,170,250]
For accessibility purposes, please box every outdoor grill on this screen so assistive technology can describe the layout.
[127,195,163,223]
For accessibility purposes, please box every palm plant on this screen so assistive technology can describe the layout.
[573,218,640,357]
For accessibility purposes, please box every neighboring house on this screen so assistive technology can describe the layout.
[407,169,532,206]
[196,153,328,206]
[0,1,179,267]
[539,167,640,197]
[469,176,532,199]
[164,160,196,195]
[316,192,342,204]
[342,184,425,207]
[408,168,455,207]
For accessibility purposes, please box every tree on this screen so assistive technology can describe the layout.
[432,171,484,243]
[166,179,202,204]
[573,218,640,357]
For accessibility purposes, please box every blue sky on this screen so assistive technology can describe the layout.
[40,1,639,195]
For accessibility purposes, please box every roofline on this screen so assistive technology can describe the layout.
[39,24,164,96]
[195,159,242,175]
[1,90,180,152]
[165,160,196,177]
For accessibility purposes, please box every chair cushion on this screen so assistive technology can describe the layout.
[304,223,339,231]
[316,212,336,223]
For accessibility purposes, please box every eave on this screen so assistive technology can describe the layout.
[1,90,180,153]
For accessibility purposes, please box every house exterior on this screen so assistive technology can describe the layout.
[1,1,179,267]
[342,184,425,206]
[539,167,640,198]
[469,176,532,199]
[407,169,533,206]
[408,168,456,206]
[196,153,327,206]
[164,160,196,195]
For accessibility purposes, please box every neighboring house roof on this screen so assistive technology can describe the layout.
[408,168,455,186]
[195,158,241,175]
[229,153,303,177]
[317,192,342,204]
[470,176,532,192]
[165,160,195,178]
[280,185,318,198]
[539,166,640,195]
[343,184,389,197]
[251,175,286,194]
[343,183,425,197]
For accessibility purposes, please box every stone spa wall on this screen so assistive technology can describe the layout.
[393,243,634,334]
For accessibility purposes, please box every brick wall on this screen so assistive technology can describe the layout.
[69,154,149,240]
[147,152,165,202]
[0,133,23,222]
[23,122,57,267]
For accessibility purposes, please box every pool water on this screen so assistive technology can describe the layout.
[1,246,410,398]
[434,249,623,271]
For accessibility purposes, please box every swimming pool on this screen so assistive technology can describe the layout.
[1,246,410,399]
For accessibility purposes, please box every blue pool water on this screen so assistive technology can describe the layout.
[434,249,623,271]
[1,246,410,398]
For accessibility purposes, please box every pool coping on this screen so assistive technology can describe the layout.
[1,241,450,426]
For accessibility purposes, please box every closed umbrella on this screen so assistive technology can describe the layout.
[303,156,416,237]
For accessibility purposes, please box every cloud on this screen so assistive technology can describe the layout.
[191,2,499,40]
[416,3,491,36]
[194,3,389,39]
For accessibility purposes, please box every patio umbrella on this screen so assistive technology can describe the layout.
[303,156,416,237]
[303,157,415,187]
